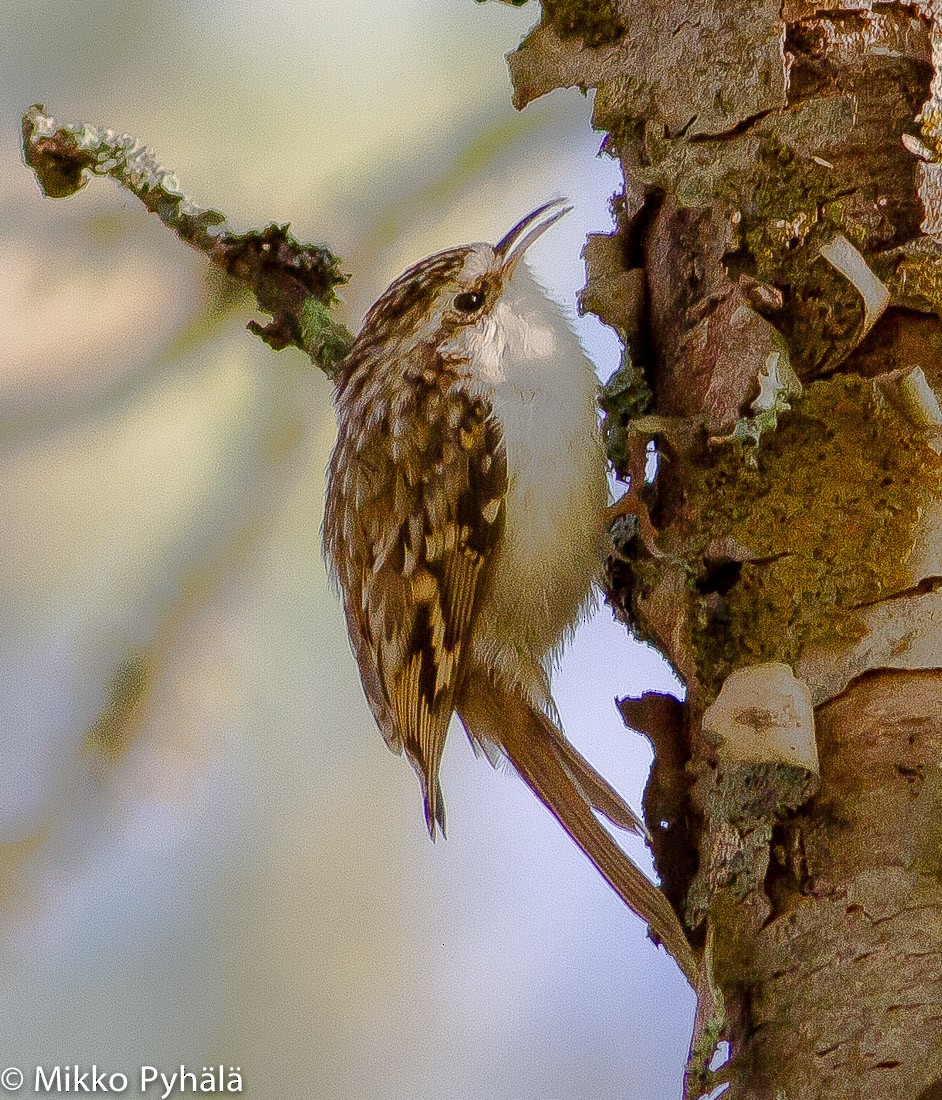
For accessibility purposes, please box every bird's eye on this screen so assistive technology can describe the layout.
[454,290,484,313]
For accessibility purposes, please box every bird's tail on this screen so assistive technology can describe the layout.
[540,717,651,839]
[458,668,698,985]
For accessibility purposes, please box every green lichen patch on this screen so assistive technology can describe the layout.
[599,357,653,473]
[709,762,817,826]
[689,375,942,691]
[732,141,844,268]
[771,261,864,377]
[541,0,624,48]
[918,106,942,160]
[889,245,942,317]
[726,139,883,375]
[300,297,354,376]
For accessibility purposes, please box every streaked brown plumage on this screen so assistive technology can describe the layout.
[323,202,697,983]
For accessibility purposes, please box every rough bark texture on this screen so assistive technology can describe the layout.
[510,1,942,1096]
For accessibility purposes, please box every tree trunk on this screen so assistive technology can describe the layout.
[510,1,942,1095]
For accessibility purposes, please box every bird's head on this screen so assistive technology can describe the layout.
[348,199,572,369]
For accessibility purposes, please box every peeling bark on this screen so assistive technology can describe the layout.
[737,671,942,1096]
[510,0,942,1095]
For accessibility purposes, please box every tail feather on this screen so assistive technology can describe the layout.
[459,669,698,985]
[467,711,648,837]
[420,774,447,840]
[542,721,651,839]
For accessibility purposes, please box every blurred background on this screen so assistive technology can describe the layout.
[0,2,695,1097]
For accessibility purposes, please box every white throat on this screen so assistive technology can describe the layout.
[444,263,579,395]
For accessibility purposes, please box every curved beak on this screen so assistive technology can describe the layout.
[495,198,573,279]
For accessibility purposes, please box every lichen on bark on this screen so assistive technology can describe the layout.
[689,373,942,692]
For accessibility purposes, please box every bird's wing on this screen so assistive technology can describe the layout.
[324,363,506,836]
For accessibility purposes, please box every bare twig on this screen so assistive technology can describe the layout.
[21,104,353,374]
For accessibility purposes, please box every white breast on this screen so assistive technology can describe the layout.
[463,265,608,702]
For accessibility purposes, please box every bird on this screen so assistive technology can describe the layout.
[323,199,697,983]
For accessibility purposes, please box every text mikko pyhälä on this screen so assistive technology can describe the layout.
[33,1065,243,1096]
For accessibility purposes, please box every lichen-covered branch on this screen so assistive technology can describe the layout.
[21,104,353,374]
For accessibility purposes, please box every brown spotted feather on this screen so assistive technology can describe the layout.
[324,342,506,836]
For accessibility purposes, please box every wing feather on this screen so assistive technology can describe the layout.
[324,350,506,835]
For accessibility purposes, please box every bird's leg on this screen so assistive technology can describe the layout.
[607,433,662,557]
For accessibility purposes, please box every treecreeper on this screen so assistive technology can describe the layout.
[323,200,697,984]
